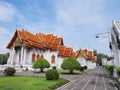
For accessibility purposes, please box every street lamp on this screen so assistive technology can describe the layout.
[95,31,114,66]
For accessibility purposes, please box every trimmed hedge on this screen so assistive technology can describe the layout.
[46,69,59,80]
[4,67,16,76]
[61,57,81,74]
[33,58,50,72]
[80,67,84,71]
[83,66,87,70]
[103,65,114,75]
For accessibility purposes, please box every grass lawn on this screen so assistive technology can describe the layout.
[58,69,90,75]
[58,69,80,74]
[0,76,68,90]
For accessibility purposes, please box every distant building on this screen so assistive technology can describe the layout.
[3,28,97,71]
[102,58,107,65]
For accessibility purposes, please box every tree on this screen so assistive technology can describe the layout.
[0,52,9,65]
[61,57,81,74]
[93,50,113,66]
[32,58,50,72]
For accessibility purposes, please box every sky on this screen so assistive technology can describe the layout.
[0,0,120,55]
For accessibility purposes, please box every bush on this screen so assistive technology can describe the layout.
[83,66,87,70]
[61,57,81,74]
[107,65,114,75]
[103,65,114,75]
[103,65,109,70]
[33,58,50,72]
[46,69,59,80]
[116,67,120,76]
[80,67,84,71]
[4,67,16,76]
[52,66,56,69]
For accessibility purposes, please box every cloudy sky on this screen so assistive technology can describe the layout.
[0,0,120,54]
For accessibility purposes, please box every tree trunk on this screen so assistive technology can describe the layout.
[40,68,43,72]
[69,69,73,74]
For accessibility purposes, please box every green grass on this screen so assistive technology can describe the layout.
[58,69,90,75]
[58,69,81,75]
[0,76,68,90]
[84,69,90,73]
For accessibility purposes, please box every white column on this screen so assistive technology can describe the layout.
[11,47,15,65]
[7,50,11,65]
[20,46,23,66]
[23,48,26,65]
[29,52,32,65]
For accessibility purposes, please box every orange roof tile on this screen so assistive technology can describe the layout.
[93,56,97,62]
[7,29,65,51]
[70,52,75,58]
[87,51,93,60]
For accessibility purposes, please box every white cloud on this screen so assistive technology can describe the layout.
[49,0,111,53]
[0,1,25,22]
[0,26,10,54]
[54,0,106,32]
[0,26,9,35]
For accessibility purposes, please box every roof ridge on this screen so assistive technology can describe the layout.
[22,30,33,46]
[36,33,46,47]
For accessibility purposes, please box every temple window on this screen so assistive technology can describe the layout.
[41,54,44,58]
[37,53,40,59]
[32,53,36,63]
[51,54,55,64]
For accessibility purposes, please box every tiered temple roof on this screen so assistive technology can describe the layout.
[7,29,76,58]
[6,28,97,61]
[75,49,97,62]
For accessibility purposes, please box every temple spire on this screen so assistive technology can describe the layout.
[16,26,18,31]
[22,24,24,30]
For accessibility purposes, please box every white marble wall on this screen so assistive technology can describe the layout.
[77,58,87,67]
[7,47,96,70]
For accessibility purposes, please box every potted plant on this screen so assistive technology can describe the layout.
[116,67,120,78]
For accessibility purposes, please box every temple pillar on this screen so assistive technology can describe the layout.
[20,46,24,66]
[11,47,15,65]
[7,49,12,65]
[23,48,26,65]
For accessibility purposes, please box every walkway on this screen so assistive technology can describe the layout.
[56,67,118,90]
[15,67,118,90]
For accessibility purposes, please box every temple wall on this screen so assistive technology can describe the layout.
[86,61,93,69]
[77,58,87,67]
[57,57,64,69]
[7,47,96,70]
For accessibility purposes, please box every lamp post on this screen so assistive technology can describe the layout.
[95,31,114,66]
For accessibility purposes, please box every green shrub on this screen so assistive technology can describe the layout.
[33,58,50,72]
[116,67,120,75]
[61,57,81,74]
[80,67,84,71]
[46,69,59,80]
[83,66,87,70]
[4,67,16,76]
[104,65,109,70]
[52,66,56,69]
[103,65,114,75]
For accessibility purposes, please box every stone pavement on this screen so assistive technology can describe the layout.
[56,67,118,90]
[15,67,118,90]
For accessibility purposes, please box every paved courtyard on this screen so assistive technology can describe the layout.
[56,67,118,90]
[2,66,118,90]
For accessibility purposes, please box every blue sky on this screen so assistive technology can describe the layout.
[0,0,120,54]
